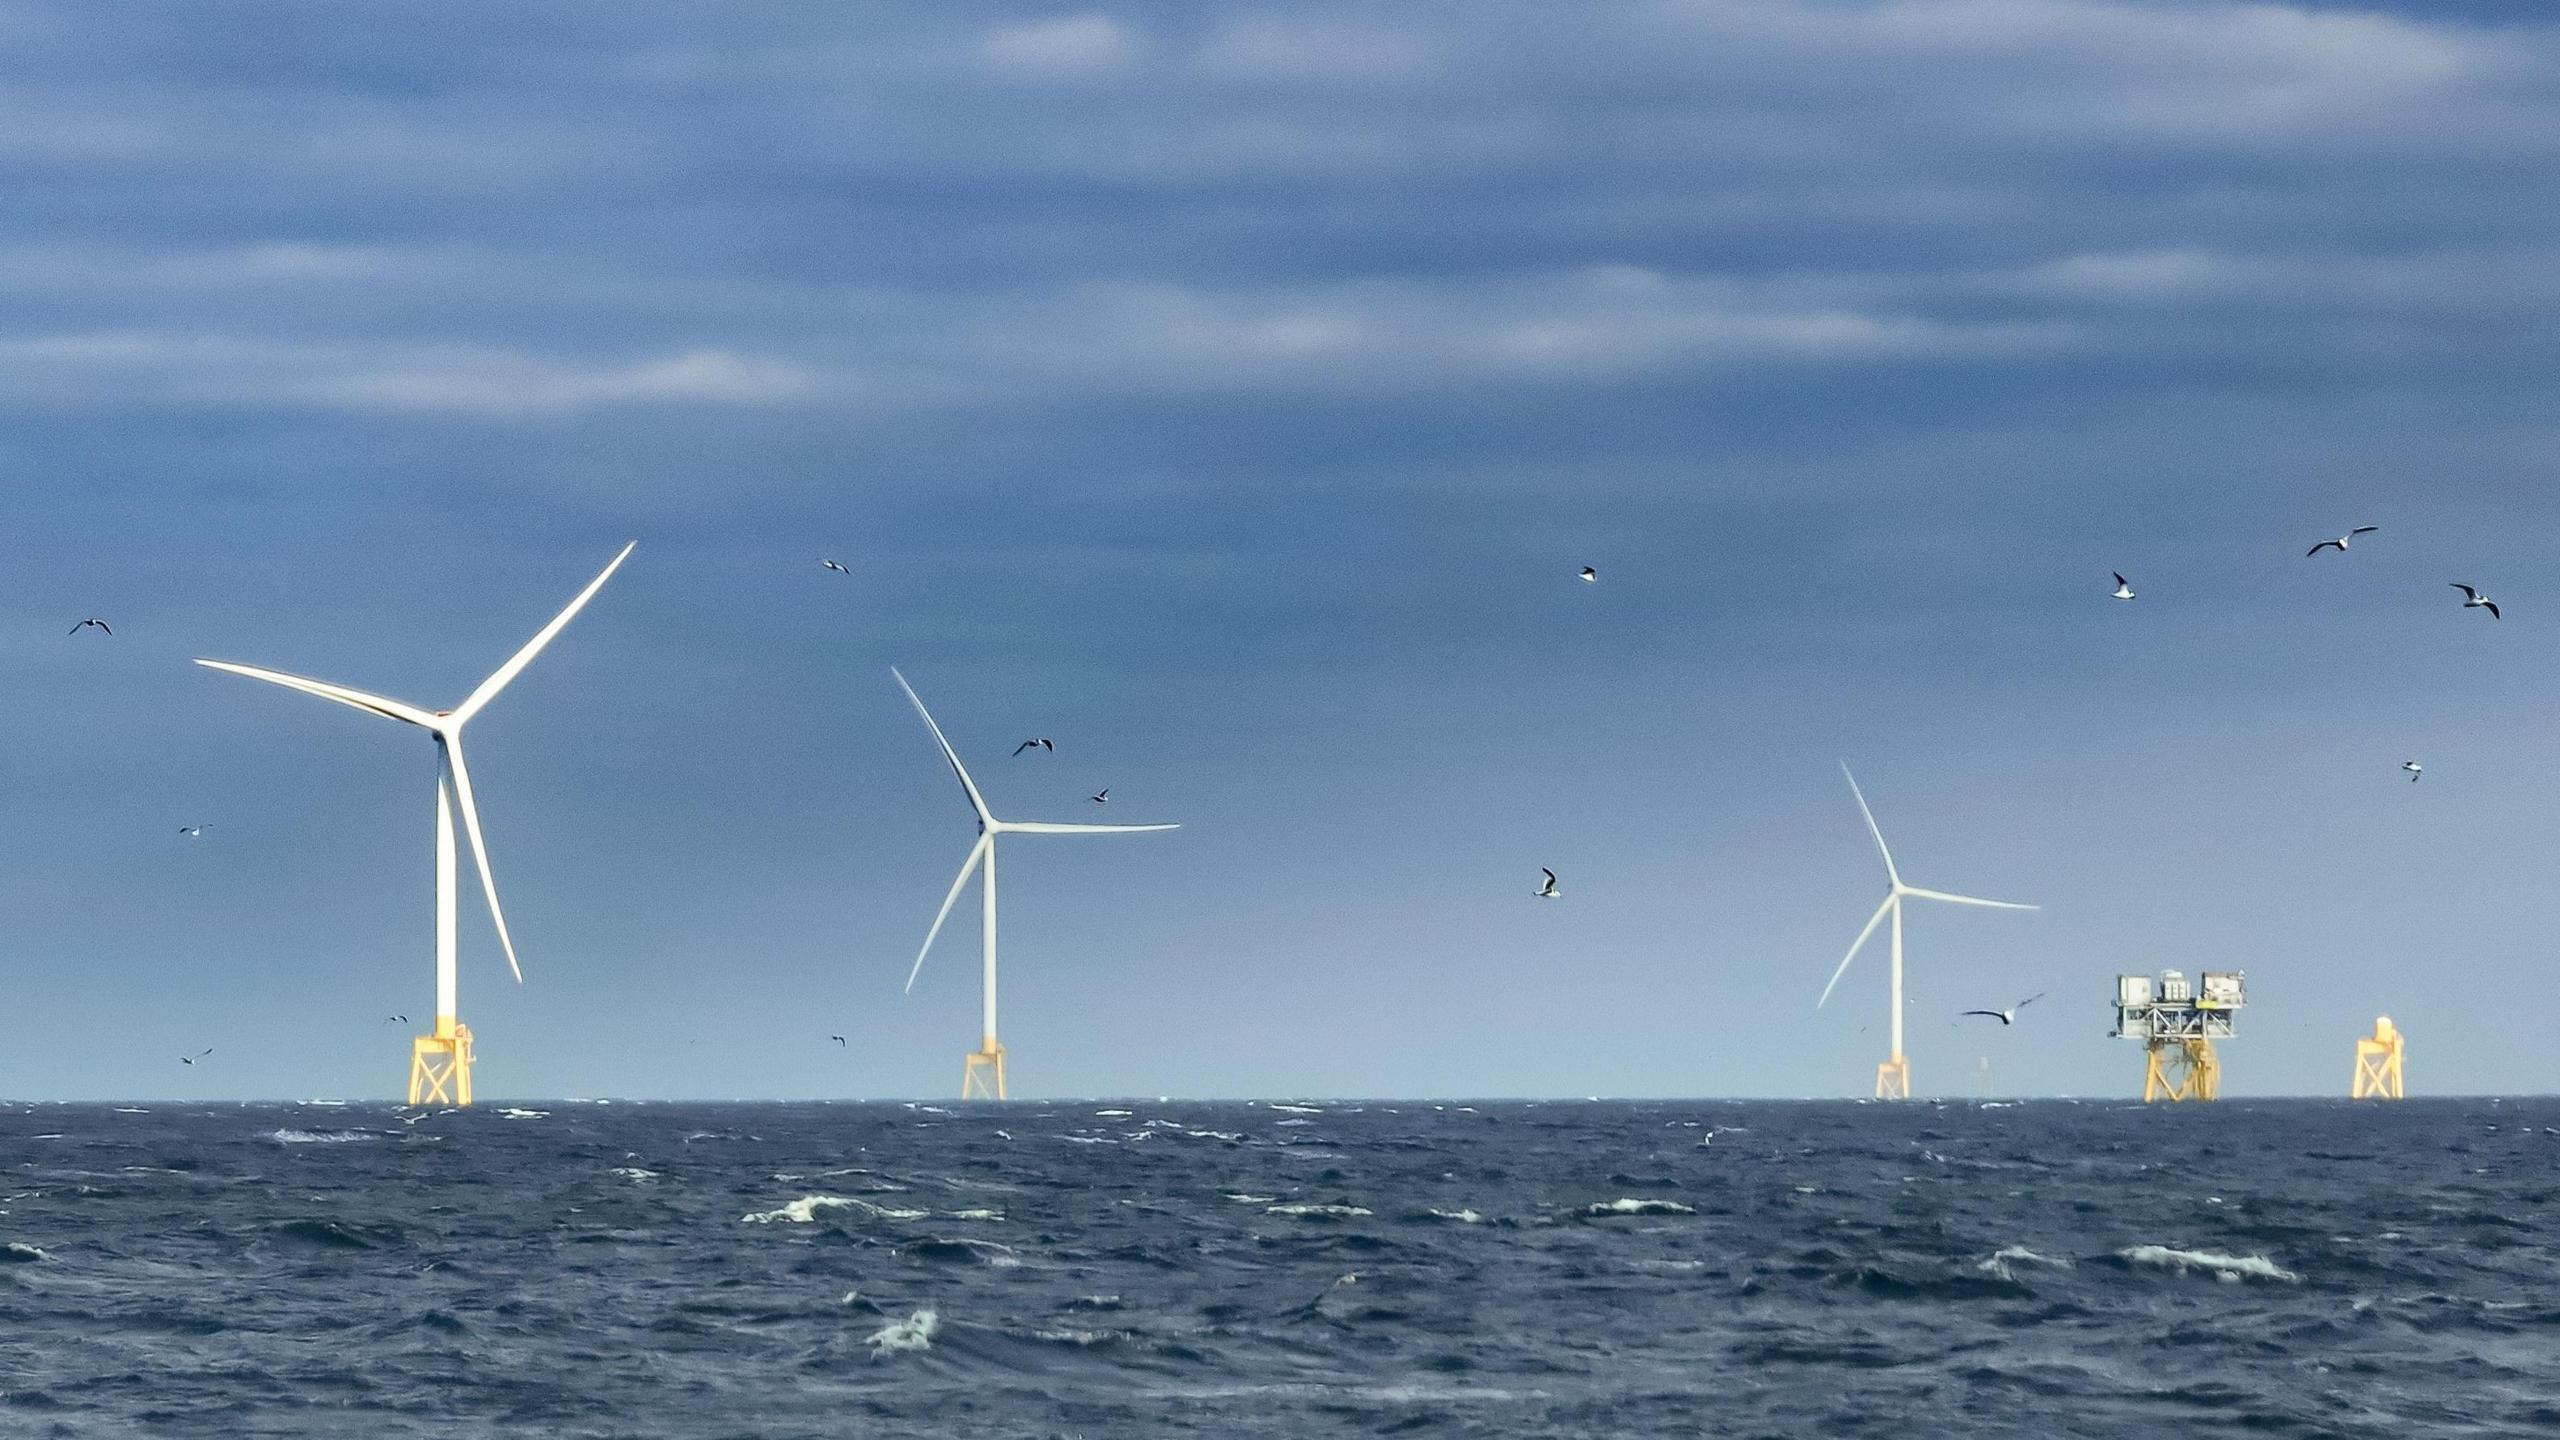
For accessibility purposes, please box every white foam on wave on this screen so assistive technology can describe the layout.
[1267,1103,1325,1115]
[2119,1244,2300,1283]
[1034,1327,1124,1345]
[1427,1208,1486,1224]
[1976,1245,2073,1280]
[1274,1118,1315,1127]
[947,1208,1004,1222]
[497,1108,548,1120]
[1095,1109,1132,1117]
[1266,1202,1372,1218]
[741,1194,931,1225]
[1586,1198,1695,1217]
[1225,1193,1278,1204]
[1056,1134,1117,1146]
[866,1308,939,1354]
[3,1242,48,1262]
[267,1129,379,1145]
[609,1167,660,1184]
[111,1107,149,1115]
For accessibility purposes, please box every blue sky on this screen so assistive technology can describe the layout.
[4,1,2557,1099]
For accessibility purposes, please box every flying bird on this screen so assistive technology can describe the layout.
[2451,584,2500,619]
[830,1035,846,1047]
[177,825,208,838]
[1012,738,1053,756]
[1578,567,1598,583]
[2307,526,2379,556]
[69,618,111,635]
[2110,573,2135,601]
[385,1014,409,1025]
[1960,993,2045,1026]
[1089,789,1108,805]
[1535,868,1560,899]
[820,559,851,575]
[2402,761,2423,783]
[179,1048,213,1065]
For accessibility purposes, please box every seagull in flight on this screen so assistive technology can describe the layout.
[179,1048,213,1065]
[69,618,111,635]
[1089,789,1108,804]
[2451,584,2500,619]
[1012,738,1053,756]
[2110,573,2135,601]
[830,1035,846,1047]
[1535,868,1560,899]
[385,1014,409,1025]
[177,825,208,838]
[821,559,851,575]
[2402,761,2423,783]
[2307,526,2379,556]
[1960,993,2045,1026]
[1578,566,1598,583]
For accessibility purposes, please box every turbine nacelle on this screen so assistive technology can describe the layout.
[1815,765,2037,1012]
[195,540,637,990]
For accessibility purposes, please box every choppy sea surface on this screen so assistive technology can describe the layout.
[4,1098,2557,1438]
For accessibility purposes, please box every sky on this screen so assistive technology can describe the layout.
[4,0,2558,1101]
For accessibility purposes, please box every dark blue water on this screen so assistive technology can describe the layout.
[4,1098,2556,1437]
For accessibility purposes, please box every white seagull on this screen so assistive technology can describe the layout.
[177,825,208,838]
[821,559,851,574]
[2402,761,2423,783]
[1535,867,1560,899]
[70,618,112,635]
[2111,573,2135,601]
[2307,526,2379,557]
[2451,584,2500,619]
[1578,567,1598,583]
[1089,789,1109,804]
[1012,738,1054,756]
[1959,993,2045,1026]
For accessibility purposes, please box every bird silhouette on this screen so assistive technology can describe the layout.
[69,618,111,635]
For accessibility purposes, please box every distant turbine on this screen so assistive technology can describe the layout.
[893,668,1177,1100]
[196,541,634,1107]
[1816,765,2037,1100]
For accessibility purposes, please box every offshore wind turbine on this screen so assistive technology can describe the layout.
[893,668,1176,1100]
[1816,765,2035,1100]
[196,542,634,1106]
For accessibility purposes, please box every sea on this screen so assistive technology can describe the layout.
[2,1097,2554,1438]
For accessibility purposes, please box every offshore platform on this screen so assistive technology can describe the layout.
[2114,969,2245,1101]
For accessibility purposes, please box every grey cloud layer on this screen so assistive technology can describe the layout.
[3,1,2552,417]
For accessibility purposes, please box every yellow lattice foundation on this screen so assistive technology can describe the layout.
[2143,1037,2218,1102]
[962,1041,1006,1100]
[2352,1017,2404,1099]
[1875,1053,1910,1100]
[408,1023,475,1107]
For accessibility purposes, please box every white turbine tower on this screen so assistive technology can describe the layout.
[197,542,635,1106]
[893,668,1176,1100]
[1816,764,2036,1100]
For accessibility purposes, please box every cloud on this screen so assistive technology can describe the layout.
[0,333,831,417]
[981,15,1143,76]
[1193,20,1437,81]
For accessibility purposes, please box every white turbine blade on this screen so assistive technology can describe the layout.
[1840,764,1900,886]
[906,835,989,992]
[891,668,995,826]
[441,740,523,983]
[1900,885,2038,911]
[449,541,636,725]
[997,821,1180,836]
[1817,895,1896,1009]
[194,659,438,728]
